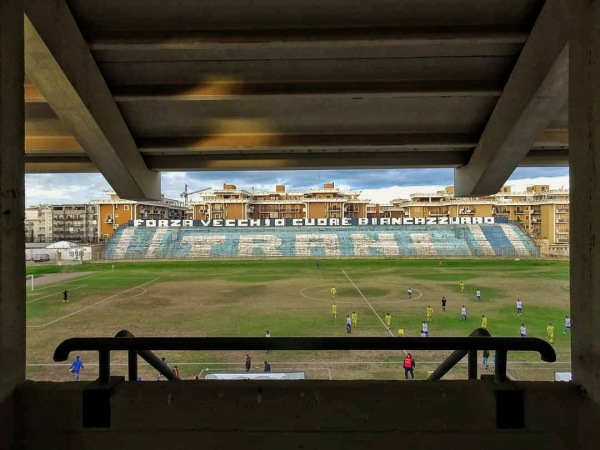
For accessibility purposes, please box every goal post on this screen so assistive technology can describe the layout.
[25,274,34,291]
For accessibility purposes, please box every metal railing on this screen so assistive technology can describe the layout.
[54,332,556,384]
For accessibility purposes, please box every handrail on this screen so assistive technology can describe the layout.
[114,330,180,381]
[428,327,491,381]
[54,335,555,384]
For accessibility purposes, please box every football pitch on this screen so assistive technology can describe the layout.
[25,258,570,382]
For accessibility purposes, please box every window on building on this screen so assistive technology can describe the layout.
[105,214,113,223]
[124,205,130,210]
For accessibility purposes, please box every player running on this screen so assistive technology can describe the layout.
[481,314,487,329]
[384,313,392,329]
[331,302,337,319]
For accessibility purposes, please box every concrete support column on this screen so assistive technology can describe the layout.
[569,0,600,403]
[0,0,25,447]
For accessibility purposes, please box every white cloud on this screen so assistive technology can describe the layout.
[25,170,570,206]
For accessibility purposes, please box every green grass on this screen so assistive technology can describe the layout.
[26,258,570,382]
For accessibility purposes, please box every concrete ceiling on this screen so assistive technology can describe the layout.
[23,0,568,200]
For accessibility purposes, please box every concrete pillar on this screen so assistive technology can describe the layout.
[569,0,600,403]
[0,0,25,447]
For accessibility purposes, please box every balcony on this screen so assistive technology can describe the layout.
[514,210,525,215]
[531,210,541,215]
[429,211,449,216]
[458,209,474,215]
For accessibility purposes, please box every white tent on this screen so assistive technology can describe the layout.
[45,241,78,249]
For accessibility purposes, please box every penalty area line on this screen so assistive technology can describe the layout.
[33,278,160,328]
[26,285,87,304]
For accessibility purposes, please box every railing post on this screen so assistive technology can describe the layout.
[467,350,478,379]
[494,349,508,383]
[98,349,110,384]
[128,350,137,381]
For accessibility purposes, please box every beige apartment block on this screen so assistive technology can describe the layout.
[189,182,368,221]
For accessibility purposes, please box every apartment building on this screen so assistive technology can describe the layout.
[50,204,98,243]
[24,204,53,243]
[189,182,369,221]
[380,185,569,253]
[25,203,98,243]
[91,191,187,241]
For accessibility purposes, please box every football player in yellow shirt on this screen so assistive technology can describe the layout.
[351,311,358,328]
[481,314,488,329]
[426,306,434,322]
[546,322,555,344]
[459,281,465,293]
[330,286,337,298]
[331,302,337,319]
[384,313,392,329]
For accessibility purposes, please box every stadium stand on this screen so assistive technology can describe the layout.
[103,223,539,260]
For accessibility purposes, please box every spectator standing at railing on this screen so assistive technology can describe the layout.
[173,365,180,378]
[245,354,252,372]
[403,353,416,380]
[69,355,83,381]
[156,357,168,380]
[482,349,490,369]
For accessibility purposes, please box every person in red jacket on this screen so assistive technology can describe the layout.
[173,365,180,378]
[403,353,416,380]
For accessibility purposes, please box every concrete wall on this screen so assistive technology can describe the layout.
[18,380,600,450]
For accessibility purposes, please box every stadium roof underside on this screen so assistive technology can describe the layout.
[23,0,568,200]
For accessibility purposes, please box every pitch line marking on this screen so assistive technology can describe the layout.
[25,360,573,367]
[29,278,159,328]
[29,271,105,291]
[341,269,397,341]
[26,285,87,304]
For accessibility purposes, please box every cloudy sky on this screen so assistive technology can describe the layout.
[25,167,570,207]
